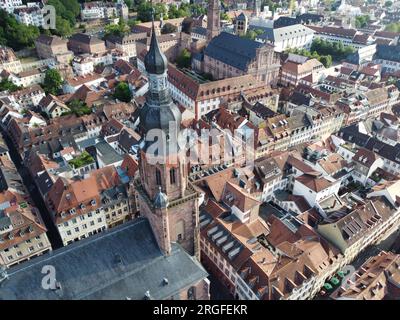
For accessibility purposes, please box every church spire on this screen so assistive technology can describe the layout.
[207,0,221,41]
[144,10,168,75]
[139,7,181,147]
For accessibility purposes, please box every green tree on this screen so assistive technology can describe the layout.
[310,38,354,61]
[220,12,230,21]
[285,47,333,68]
[104,19,129,37]
[43,69,63,95]
[242,29,264,40]
[52,16,73,37]
[47,0,80,29]
[137,2,168,22]
[124,0,133,9]
[189,4,207,16]
[385,0,393,7]
[114,82,132,102]
[176,49,191,69]
[385,22,400,32]
[128,19,141,27]
[355,15,370,28]
[67,99,92,117]
[262,0,279,12]
[161,23,177,34]
[0,10,40,50]
[0,78,21,92]
[319,55,332,68]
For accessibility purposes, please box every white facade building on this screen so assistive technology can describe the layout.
[14,5,44,27]
[0,0,23,13]
[255,24,315,53]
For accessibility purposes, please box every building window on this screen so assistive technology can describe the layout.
[156,169,162,186]
[176,219,184,242]
[187,286,196,300]
[170,168,176,184]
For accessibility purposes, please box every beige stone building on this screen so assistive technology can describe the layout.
[46,166,132,246]
[331,251,400,300]
[35,34,73,64]
[0,46,22,74]
[68,33,106,55]
[198,32,280,86]
[280,54,325,87]
[0,150,51,268]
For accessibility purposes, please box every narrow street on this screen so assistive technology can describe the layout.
[1,129,63,249]
[208,273,235,300]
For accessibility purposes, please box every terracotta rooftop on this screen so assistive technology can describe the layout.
[295,174,332,192]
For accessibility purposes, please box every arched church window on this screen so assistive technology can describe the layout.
[170,168,176,184]
[156,169,162,186]
[176,219,184,242]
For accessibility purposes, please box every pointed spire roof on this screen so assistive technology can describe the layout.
[144,11,168,75]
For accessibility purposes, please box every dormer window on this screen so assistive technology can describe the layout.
[80,203,86,210]
[91,199,96,206]
[69,208,76,215]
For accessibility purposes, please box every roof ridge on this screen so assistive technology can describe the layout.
[8,219,149,277]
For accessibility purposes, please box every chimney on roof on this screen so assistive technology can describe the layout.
[0,266,8,286]
[144,290,152,300]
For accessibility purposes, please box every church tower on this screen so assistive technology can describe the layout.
[207,0,220,42]
[136,17,200,259]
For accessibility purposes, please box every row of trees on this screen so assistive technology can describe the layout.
[136,2,168,22]
[104,18,178,37]
[285,47,333,68]
[136,2,208,22]
[310,38,354,61]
